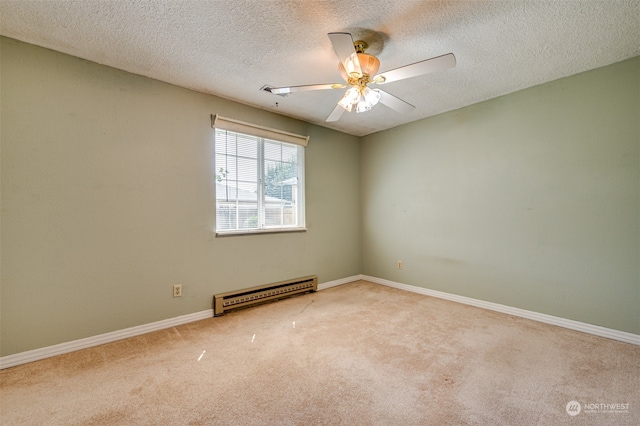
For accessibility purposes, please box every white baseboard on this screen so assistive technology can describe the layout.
[317,275,363,291]
[3,274,636,369]
[0,276,363,370]
[0,310,213,370]
[362,275,640,346]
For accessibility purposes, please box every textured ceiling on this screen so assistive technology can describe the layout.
[1,0,639,137]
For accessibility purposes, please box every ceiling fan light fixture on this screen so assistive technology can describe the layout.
[338,86,361,112]
[339,53,381,81]
[362,86,381,105]
[338,100,352,112]
[356,87,381,113]
[339,85,381,114]
[355,100,370,113]
[344,53,363,78]
[267,32,455,123]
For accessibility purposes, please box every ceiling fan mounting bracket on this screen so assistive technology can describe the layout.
[353,40,368,53]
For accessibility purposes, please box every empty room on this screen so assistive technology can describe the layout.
[1,1,638,424]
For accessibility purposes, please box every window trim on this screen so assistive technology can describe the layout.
[212,115,308,236]
[215,227,307,237]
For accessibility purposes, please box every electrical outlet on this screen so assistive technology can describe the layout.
[173,284,182,298]
[397,260,403,270]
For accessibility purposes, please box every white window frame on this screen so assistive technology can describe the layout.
[212,115,308,236]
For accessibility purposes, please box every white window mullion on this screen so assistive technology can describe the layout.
[257,139,266,229]
[296,147,305,226]
[234,141,240,231]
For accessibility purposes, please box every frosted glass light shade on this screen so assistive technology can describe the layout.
[339,53,381,80]
[338,86,361,112]
[354,87,380,113]
[362,87,381,106]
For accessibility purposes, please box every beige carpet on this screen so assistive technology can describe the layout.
[1,281,638,425]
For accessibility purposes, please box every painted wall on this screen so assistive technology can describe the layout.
[2,36,638,358]
[0,38,361,356]
[361,57,639,334]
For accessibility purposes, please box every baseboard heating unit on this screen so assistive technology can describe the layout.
[213,275,318,316]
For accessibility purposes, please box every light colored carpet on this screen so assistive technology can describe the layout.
[1,280,638,425]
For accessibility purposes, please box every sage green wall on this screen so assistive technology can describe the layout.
[361,57,639,334]
[2,36,638,358]
[0,38,361,356]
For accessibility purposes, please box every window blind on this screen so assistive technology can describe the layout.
[211,114,309,147]
[213,121,306,235]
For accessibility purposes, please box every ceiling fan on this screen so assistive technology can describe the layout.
[266,32,456,122]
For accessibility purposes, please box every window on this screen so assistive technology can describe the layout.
[213,115,307,235]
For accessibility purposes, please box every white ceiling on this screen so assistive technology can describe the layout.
[1,0,639,137]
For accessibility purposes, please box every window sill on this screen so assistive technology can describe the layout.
[215,227,307,237]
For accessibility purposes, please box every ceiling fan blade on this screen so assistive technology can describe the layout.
[374,53,456,84]
[328,32,362,77]
[270,83,345,95]
[326,104,346,122]
[378,90,415,114]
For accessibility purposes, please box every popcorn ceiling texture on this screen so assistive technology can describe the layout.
[1,0,639,136]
